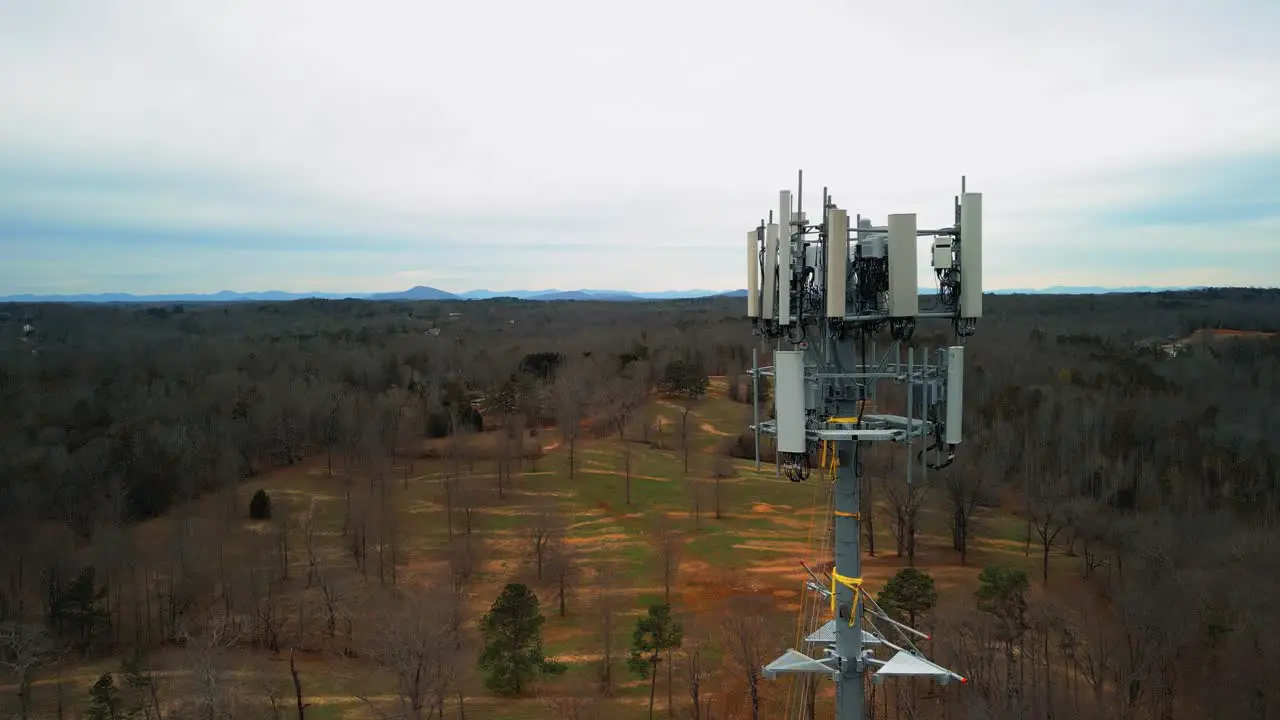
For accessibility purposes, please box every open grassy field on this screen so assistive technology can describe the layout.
[5,379,1070,719]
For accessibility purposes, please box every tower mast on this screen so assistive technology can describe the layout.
[747,173,983,718]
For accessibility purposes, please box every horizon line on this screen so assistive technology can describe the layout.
[5,284,1276,301]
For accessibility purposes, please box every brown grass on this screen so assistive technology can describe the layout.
[9,383,1069,720]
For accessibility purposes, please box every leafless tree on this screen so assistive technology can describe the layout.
[546,543,581,618]
[711,457,734,520]
[365,586,466,720]
[594,562,620,695]
[302,517,320,589]
[881,456,930,565]
[1026,441,1072,586]
[681,629,714,720]
[638,401,656,445]
[289,649,308,720]
[456,475,483,538]
[174,616,245,720]
[440,472,457,541]
[313,567,346,641]
[0,622,53,720]
[859,460,877,557]
[526,503,566,582]
[686,475,704,528]
[272,502,291,581]
[945,451,989,565]
[554,357,598,481]
[652,520,681,604]
[447,535,478,598]
[722,596,774,720]
[249,566,285,654]
[603,372,646,442]
[679,406,694,474]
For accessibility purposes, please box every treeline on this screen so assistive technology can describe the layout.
[0,298,740,536]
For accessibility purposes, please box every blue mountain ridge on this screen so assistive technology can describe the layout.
[0,285,1207,304]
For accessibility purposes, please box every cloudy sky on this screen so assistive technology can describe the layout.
[1,0,1277,295]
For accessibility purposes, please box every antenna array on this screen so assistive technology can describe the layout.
[745,172,983,719]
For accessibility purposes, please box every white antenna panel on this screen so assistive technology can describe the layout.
[778,191,793,326]
[773,350,807,453]
[886,213,918,317]
[747,229,760,319]
[762,223,778,320]
[945,345,964,444]
[960,193,983,319]
[826,207,848,318]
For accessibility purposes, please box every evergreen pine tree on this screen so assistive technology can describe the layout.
[876,567,938,627]
[85,672,122,720]
[477,583,564,696]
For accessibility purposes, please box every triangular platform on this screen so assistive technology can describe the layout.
[804,620,884,646]
[872,650,964,684]
[762,649,840,679]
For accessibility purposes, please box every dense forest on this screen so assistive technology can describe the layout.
[1,287,1278,719]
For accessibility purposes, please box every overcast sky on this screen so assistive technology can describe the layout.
[2,0,1277,295]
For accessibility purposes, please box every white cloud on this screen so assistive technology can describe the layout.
[1,0,1277,294]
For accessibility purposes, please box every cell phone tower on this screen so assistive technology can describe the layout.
[746,171,982,719]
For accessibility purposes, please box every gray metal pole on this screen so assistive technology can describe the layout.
[834,440,864,720]
[907,347,913,488]
[752,346,761,471]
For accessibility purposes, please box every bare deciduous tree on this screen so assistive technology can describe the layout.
[652,520,681,605]
[289,649,308,720]
[879,446,930,566]
[681,629,714,720]
[679,406,693,474]
[447,536,478,598]
[1026,442,1073,586]
[722,596,773,720]
[546,542,580,618]
[0,621,53,720]
[526,503,566,583]
[175,616,245,720]
[553,357,598,481]
[711,457,734,520]
[364,586,467,720]
[594,563,620,696]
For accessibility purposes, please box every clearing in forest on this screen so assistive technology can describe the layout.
[8,384,1058,720]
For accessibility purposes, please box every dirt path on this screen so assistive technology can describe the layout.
[699,422,732,437]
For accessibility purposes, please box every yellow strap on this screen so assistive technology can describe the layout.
[833,510,860,519]
[819,437,838,477]
[830,571,863,621]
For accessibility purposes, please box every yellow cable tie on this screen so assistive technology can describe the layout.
[833,510,861,519]
[829,572,863,616]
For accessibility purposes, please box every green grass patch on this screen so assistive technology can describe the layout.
[975,508,1027,544]
[683,524,745,567]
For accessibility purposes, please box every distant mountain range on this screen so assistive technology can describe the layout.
[0,287,743,304]
[988,285,1206,295]
[0,285,1208,304]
